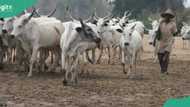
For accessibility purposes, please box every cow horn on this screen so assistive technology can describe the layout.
[79,18,85,28]
[47,8,56,17]
[30,7,41,17]
[69,12,76,21]
[124,11,129,16]
[94,8,100,19]
[85,16,92,23]
[66,7,77,21]
[126,12,132,17]
[34,8,41,17]
[131,24,136,30]
[85,12,96,22]
[103,12,112,20]
[28,9,35,20]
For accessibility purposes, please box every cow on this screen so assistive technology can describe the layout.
[181,24,190,49]
[11,10,65,77]
[1,17,19,63]
[120,24,143,77]
[148,20,159,62]
[181,24,190,40]
[60,19,101,85]
[96,16,123,64]
[0,18,5,66]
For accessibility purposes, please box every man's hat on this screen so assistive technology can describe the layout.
[161,9,175,18]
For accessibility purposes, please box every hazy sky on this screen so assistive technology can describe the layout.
[184,0,190,7]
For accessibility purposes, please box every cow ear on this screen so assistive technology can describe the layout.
[116,29,123,33]
[131,24,136,30]
[22,19,30,25]
[104,23,108,26]
[75,27,82,33]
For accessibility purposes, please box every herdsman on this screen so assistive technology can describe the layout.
[156,9,178,75]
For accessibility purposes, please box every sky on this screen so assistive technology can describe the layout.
[184,0,190,7]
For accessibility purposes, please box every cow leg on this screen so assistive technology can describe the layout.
[40,49,48,72]
[135,52,138,74]
[121,50,127,74]
[0,48,4,69]
[113,47,116,59]
[28,47,38,77]
[132,52,136,72]
[91,49,96,64]
[119,47,122,60]
[11,48,14,63]
[107,47,111,64]
[63,55,72,85]
[53,49,61,71]
[127,54,132,77]
[71,56,79,85]
[153,53,158,63]
[61,53,66,71]
[64,56,77,85]
[96,47,103,64]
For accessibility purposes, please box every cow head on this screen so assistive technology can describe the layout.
[75,19,101,44]
[123,24,136,47]
[0,18,4,35]
[2,18,15,34]
[181,25,190,40]
[96,17,111,35]
[11,10,35,37]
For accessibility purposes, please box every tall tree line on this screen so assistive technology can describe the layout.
[113,0,186,17]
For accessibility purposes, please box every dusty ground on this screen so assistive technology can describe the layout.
[0,36,190,107]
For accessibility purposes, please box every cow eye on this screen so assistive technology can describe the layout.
[18,25,22,28]
[103,23,108,26]
[129,33,132,36]
[87,28,92,32]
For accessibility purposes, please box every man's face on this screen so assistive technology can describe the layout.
[164,15,171,22]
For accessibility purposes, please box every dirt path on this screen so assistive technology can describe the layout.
[0,36,190,107]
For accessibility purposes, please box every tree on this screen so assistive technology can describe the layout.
[113,0,185,17]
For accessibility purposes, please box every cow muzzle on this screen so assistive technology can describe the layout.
[9,34,15,39]
[124,42,129,46]
[95,38,101,44]
[2,29,7,34]
[182,37,186,40]
[149,42,153,45]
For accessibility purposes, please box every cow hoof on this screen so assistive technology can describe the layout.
[27,74,32,77]
[62,80,68,86]
[123,71,127,74]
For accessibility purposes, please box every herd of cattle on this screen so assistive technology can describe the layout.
[0,8,190,86]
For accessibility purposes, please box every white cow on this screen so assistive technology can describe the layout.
[181,24,190,40]
[96,17,123,64]
[1,17,19,63]
[61,19,101,85]
[148,20,159,62]
[120,24,143,77]
[181,24,190,49]
[11,11,65,77]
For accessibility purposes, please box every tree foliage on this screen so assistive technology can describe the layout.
[113,0,186,17]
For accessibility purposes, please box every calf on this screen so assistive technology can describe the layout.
[120,24,143,77]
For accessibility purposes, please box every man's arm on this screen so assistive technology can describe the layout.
[172,22,178,36]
